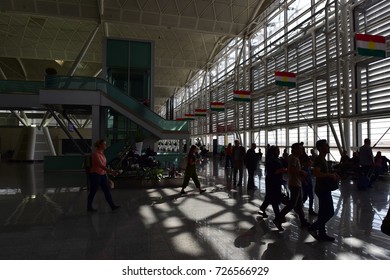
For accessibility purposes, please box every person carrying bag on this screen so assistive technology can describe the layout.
[180,145,206,195]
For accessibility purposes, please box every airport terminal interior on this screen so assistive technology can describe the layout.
[1,0,390,260]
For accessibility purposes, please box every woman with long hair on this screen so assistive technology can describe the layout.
[180,145,206,194]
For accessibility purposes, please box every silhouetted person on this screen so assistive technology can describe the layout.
[301,155,317,216]
[258,145,287,218]
[359,138,374,178]
[232,140,246,186]
[309,139,340,241]
[180,145,206,195]
[225,143,233,168]
[258,148,263,163]
[310,148,318,161]
[374,151,390,178]
[245,143,258,189]
[274,143,309,231]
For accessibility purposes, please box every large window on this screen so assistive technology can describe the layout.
[168,0,390,156]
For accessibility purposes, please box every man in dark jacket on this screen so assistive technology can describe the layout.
[245,143,258,189]
[232,139,246,186]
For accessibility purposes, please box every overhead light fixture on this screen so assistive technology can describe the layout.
[55,60,64,66]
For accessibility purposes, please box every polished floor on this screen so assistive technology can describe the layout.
[0,158,389,260]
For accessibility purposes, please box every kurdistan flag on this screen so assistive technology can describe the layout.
[210,102,225,111]
[233,90,251,102]
[195,109,207,117]
[356,33,386,58]
[275,71,297,87]
[184,113,195,120]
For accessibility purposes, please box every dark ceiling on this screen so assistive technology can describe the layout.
[0,0,273,110]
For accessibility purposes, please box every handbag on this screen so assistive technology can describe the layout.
[318,177,339,191]
[325,177,339,191]
[317,160,339,191]
[382,208,390,236]
[107,175,115,189]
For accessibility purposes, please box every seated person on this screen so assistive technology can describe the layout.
[374,151,390,177]
[334,150,353,176]
[310,148,318,161]
[350,151,361,178]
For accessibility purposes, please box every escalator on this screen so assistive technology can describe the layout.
[39,76,189,140]
[0,77,189,141]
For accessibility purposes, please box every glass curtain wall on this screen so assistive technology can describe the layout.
[161,0,390,159]
[104,38,153,144]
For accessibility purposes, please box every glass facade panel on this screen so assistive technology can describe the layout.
[163,0,390,155]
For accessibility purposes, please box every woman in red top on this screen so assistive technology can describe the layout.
[87,139,120,212]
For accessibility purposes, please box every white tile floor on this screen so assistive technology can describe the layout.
[0,159,389,260]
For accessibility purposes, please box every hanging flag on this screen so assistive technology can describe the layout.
[210,102,225,111]
[356,33,386,58]
[195,109,207,117]
[275,71,297,87]
[233,90,251,102]
[184,113,195,120]
[176,117,185,121]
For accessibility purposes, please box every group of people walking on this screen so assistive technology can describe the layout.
[259,140,339,242]
[182,138,340,242]
[86,137,389,242]
[86,138,338,242]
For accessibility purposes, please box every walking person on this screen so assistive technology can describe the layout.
[232,139,246,186]
[274,143,309,231]
[258,145,287,218]
[245,143,259,189]
[358,138,374,188]
[180,145,207,194]
[225,143,233,168]
[258,148,263,164]
[309,139,340,241]
[301,155,317,216]
[219,145,226,162]
[87,139,120,212]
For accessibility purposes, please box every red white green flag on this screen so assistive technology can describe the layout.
[356,33,386,58]
[233,90,251,102]
[176,117,185,121]
[275,71,297,87]
[210,102,225,111]
[184,113,195,120]
[195,109,207,117]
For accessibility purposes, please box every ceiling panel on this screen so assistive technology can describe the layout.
[0,0,272,109]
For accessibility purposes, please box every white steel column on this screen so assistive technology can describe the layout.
[68,24,101,76]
